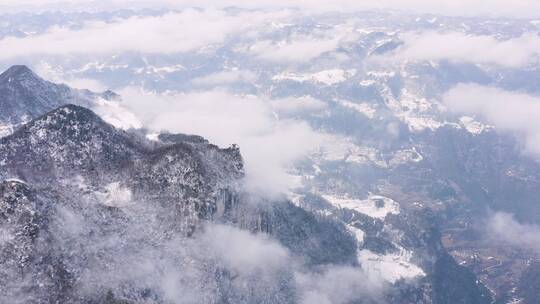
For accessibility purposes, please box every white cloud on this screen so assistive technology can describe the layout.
[443,84,540,157]
[191,70,258,86]
[64,78,107,92]
[270,96,328,116]
[120,88,323,195]
[5,8,540,68]
[34,61,108,91]
[296,266,384,304]
[246,36,340,63]
[487,212,540,254]
[0,9,290,59]
[4,0,540,18]
[198,225,290,273]
[386,32,540,68]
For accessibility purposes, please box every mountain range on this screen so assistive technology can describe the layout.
[0,66,498,303]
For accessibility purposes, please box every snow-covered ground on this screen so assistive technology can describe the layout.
[336,100,377,119]
[459,116,492,135]
[0,123,14,137]
[358,248,425,283]
[322,193,400,219]
[314,135,387,167]
[273,69,356,85]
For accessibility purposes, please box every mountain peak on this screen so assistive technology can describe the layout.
[27,104,109,130]
[0,65,38,82]
[2,104,116,147]
[0,64,100,127]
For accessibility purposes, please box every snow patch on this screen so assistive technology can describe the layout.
[0,123,14,138]
[273,69,356,86]
[389,148,423,167]
[0,229,14,246]
[366,70,395,79]
[314,135,387,167]
[97,182,134,208]
[403,116,442,132]
[337,100,376,119]
[322,194,400,219]
[359,79,376,86]
[459,116,491,135]
[146,133,160,141]
[382,87,444,132]
[5,178,27,184]
[358,249,425,283]
[347,225,365,244]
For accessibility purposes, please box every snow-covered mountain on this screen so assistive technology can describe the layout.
[0,66,493,303]
[0,64,119,137]
[2,7,540,304]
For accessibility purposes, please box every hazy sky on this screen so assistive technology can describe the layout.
[3,0,540,18]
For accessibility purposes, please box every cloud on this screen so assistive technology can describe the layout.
[197,225,385,303]
[296,266,384,304]
[246,36,340,63]
[34,61,108,91]
[5,8,540,67]
[443,84,540,157]
[4,0,540,18]
[191,69,258,86]
[64,78,108,92]
[120,88,323,195]
[48,179,299,303]
[198,225,290,273]
[487,212,540,254]
[0,9,290,59]
[386,32,540,68]
[49,180,382,302]
[270,96,328,116]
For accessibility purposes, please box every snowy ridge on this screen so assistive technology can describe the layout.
[273,69,357,85]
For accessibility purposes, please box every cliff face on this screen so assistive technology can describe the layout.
[0,103,359,304]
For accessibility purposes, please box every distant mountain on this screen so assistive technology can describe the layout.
[2,9,539,302]
[0,65,116,136]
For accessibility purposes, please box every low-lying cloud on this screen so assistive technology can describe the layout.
[270,96,328,116]
[246,36,341,63]
[9,9,540,68]
[296,265,384,304]
[487,212,540,254]
[5,0,540,18]
[34,61,109,92]
[191,70,258,87]
[443,83,540,157]
[387,32,540,68]
[42,180,385,303]
[120,88,324,195]
[0,9,290,60]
